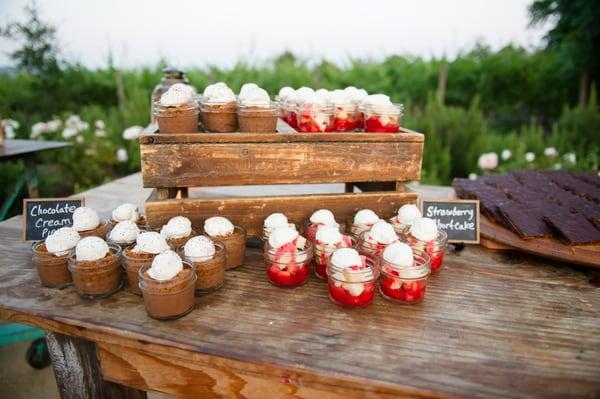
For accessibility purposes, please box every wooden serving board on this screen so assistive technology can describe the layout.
[480,215,600,268]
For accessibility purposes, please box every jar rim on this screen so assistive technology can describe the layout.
[138,261,196,289]
[326,254,379,280]
[31,240,73,256]
[177,240,226,263]
[379,247,431,275]
[403,229,448,246]
[67,243,122,270]
[264,239,313,258]
[204,225,246,239]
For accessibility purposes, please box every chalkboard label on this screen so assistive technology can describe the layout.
[22,197,84,241]
[420,199,480,244]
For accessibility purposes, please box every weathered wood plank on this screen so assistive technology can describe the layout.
[45,332,147,399]
[144,190,418,235]
[141,141,423,187]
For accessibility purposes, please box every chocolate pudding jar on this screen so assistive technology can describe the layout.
[121,249,157,295]
[237,102,278,133]
[154,100,200,134]
[31,241,73,288]
[138,262,196,320]
[200,101,238,132]
[205,226,246,270]
[77,220,109,239]
[179,241,226,294]
[68,244,123,298]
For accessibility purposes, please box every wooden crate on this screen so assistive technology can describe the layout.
[140,120,424,237]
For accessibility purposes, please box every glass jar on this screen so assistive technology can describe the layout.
[388,216,411,236]
[284,101,299,129]
[363,103,404,133]
[403,229,448,272]
[121,248,158,295]
[262,223,297,243]
[346,219,377,241]
[199,100,238,133]
[31,241,73,288]
[326,256,379,308]
[264,240,313,288]
[295,104,334,133]
[357,230,398,258]
[379,248,430,304]
[303,221,341,245]
[237,102,278,133]
[67,243,123,299]
[153,100,200,134]
[313,236,356,280]
[332,103,359,132]
[179,241,226,294]
[77,220,109,239]
[205,226,246,270]
[138,262,196,320]
[150,67,192,123]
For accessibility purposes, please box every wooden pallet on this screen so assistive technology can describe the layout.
[139,120,424,237]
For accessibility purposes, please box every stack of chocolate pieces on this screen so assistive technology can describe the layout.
[453,170,600,245]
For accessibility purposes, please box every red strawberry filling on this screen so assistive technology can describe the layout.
[425,241,444,272]
[305,223,322,244]
[380,277,427,303]
[333,108,358,132]
[314,235,354,280]
[328,281,375,307]
[364,115,400,133]
[267,238,310,287]
[297,113,333,133]
[287,111,298,129]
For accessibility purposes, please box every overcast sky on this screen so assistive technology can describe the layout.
[0,0,550,69]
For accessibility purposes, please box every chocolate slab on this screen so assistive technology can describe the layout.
[543,213,600,245]
[497,203,553,239]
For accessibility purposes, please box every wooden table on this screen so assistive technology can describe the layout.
[0,174,598,399]
[0,139,71,220]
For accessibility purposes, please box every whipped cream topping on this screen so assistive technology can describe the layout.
[330,248,362,269]
[410,217,439,242]
[302,91,330,107]
[314,88,330,100]
[160,83,195,107]
[315,225,343,246]
[202,82,236,103]
[239,83,259,99]
[268,226,299,249]
[354,209,380,225]
[397,204,422,226]
[330,248,373,296]
[75,236,110,262]
[295,87,314,99]
[264,213,288,229]
[72,207,100,231]
[382,242,414,267]
[277,86,295,101]
[160,216,192,240]
[310,209,336,225]
[148,250,183,281]
[112,203,140,223]
[108,221,140,244]
[184,235,216,262]
[133,231,170,254]
[239,87,271,107]
[204,216,235,237]
[45,227,80,256]
[363,94,397,114]
[329,89,351,105]
[367,220,398,244]
[346,87,368,104]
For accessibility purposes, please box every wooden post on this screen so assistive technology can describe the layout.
[45,332,147,399]
[437,63,448,105]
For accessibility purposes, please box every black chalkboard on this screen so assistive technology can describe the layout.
[420,199,480,244]
[22,197,84,241]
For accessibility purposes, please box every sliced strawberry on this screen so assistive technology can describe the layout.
[328,281,375,307]
[364,116,399,133]
[380,277,427,303]
[341,235,353,247]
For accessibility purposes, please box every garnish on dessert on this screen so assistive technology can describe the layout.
[389,204,422,235]
[358,219,399,257]
[305,209,340,244]
[348,209,380,240]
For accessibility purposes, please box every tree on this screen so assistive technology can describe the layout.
[529,0,600,107]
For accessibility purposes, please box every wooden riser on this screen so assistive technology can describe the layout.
[145,189,418,237]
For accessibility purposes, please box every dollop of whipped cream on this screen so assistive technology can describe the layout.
[75,236,110,262]
[382,242,414,267]
[133,231,170,254]
[268,226,299,249]
[330,248,373,296]
[277,86,295,101]
[397,204,422,226]
[345,87,368,104]
[295,87,314,101]
[367,220,398,244]
[204,216,235,237]
[148,250,183,281]
[354,209,380,225]
[160,216,192,240]
[410,217,439,242]
[184,235,216,262]
[112,203,140,223]
[45,227,80,256]
[329,89,351,105]
[315,225,343,246]
[264,213,288,229]
[239,87,271,107]
[72,207,100,231]
[160,83,195,106]
[202,82,236,103]
[330,247,362,269]
[302,91,330,107]
[310,209,337,225]
[239,83,259,99]
[363,94,396,113]
[108,221,140,243]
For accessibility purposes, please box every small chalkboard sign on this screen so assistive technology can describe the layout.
[22,197,84,242]
[420,199,480,244]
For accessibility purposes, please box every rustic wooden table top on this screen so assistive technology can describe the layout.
[0,174,599,398]
[0,139,70,161]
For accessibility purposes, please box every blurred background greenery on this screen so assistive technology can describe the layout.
[0,1,598,218]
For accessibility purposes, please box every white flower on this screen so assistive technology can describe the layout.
[2,119,19,139]
[122,125,143,140]
[563,152,576,164]
[468,173,478,180]
[46,119,61,132]
[544,147,558,158]
[95,120,105,129]
[553,163,562,170]
[62,127,78,139]
[30,122,47,139]
[525,152,536,162]
[501,149,512,161]
[477,152,498,170]
[116,148,128,163]
[84,148,97,156]
[75,135,84,144]
[94,129,107,138]
[65,115,89,132]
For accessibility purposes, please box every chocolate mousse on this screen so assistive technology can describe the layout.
[32,227,80,288]
[179,235,225,294]
[203,216,246,270]
[154,83,199,133]
[160,216,196,249]
[71,206,108,238]
[122,231,170,295]
[68,237,122,298]
[237,86,278,133]
[200,82,238,132]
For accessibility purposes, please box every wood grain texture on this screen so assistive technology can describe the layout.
[140,141,423,187]
[144,190,418,235]
[480,214,600,268]
[46,332,147,399]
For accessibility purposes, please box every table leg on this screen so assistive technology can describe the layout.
[45,332,147,399]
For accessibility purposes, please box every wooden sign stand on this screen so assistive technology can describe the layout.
[139,120,425,237]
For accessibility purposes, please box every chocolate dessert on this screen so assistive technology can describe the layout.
[237,106,277,133]
[139,264,196,320]
[122,248,155,295]
[165,230,197,250]
[155,104,199,133]
[207,226,246,270]
[78,220,109,239]
[200,102,238,133]
[31,242,73,288]
[181,242,226,293]
[68,247,122,298]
